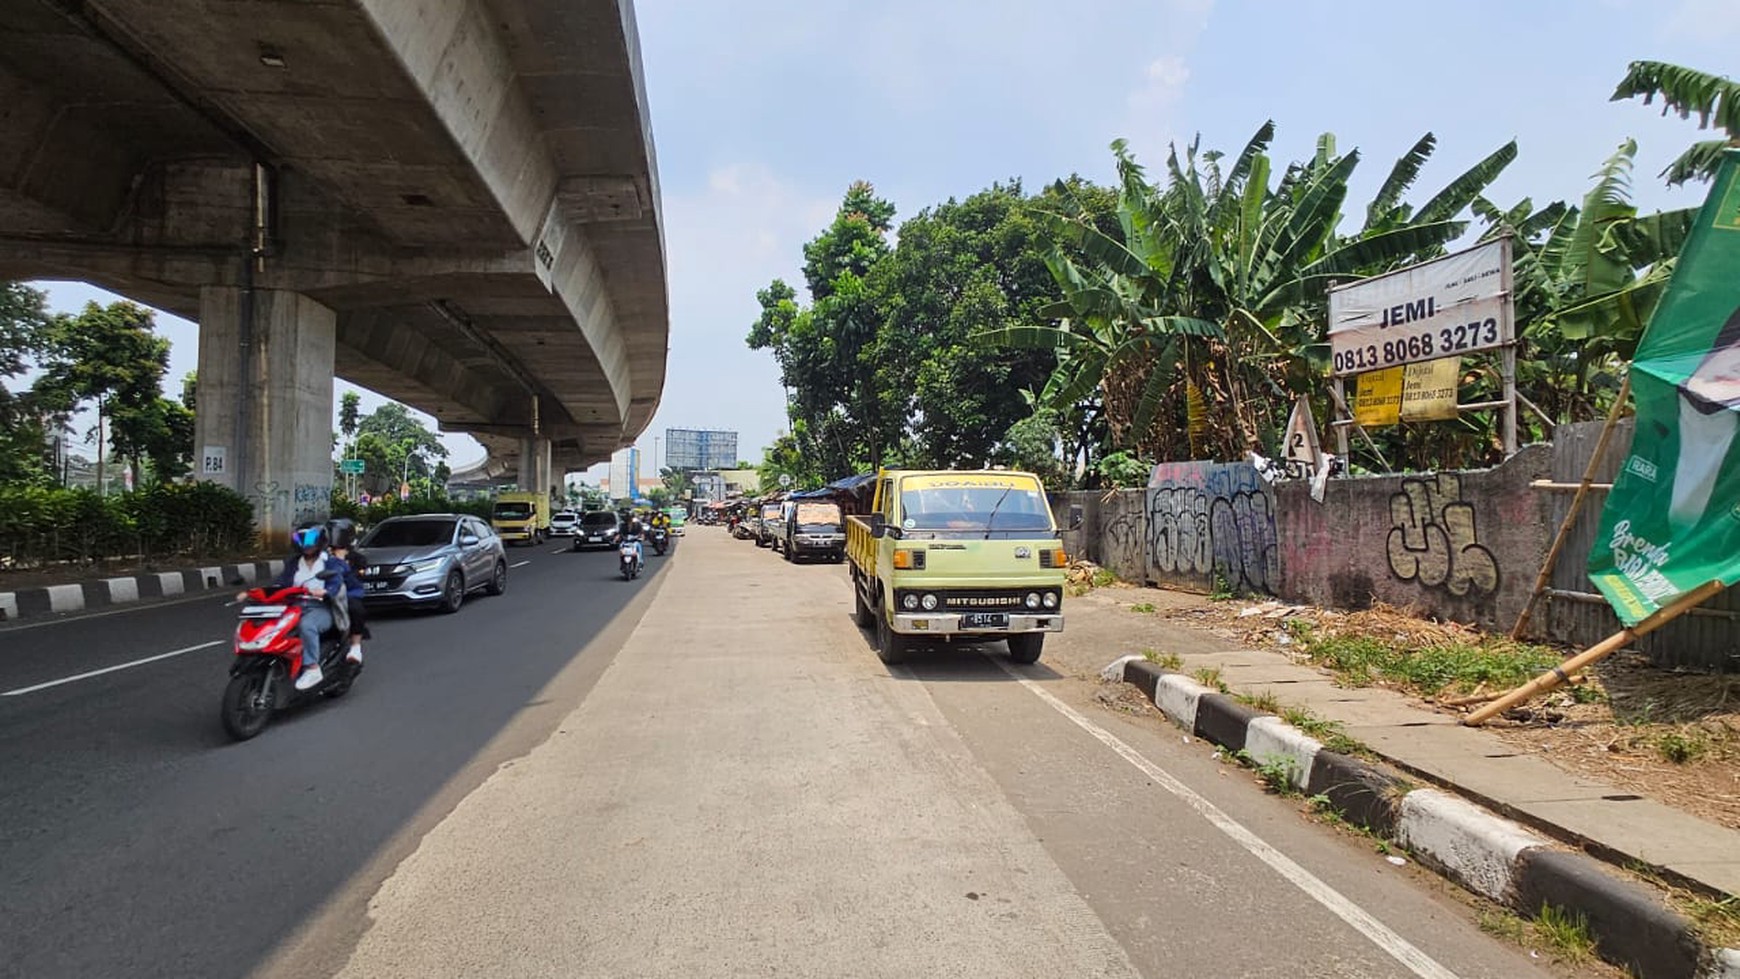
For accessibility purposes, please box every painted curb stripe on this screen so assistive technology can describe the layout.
[1397,789,1548,904]
[105,577,140,604]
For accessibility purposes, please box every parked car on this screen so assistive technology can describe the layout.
[572,510,621,550]
[755,502,784,548]
[779,499,846,562]
[550,510,580,537]
[356,514,507,614]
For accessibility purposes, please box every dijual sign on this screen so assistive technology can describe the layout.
[1589,149,1740,625]
[1328,239,1511,376]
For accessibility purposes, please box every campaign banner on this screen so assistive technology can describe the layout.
[1588,150,1740,625]
[1328,239,1511,376]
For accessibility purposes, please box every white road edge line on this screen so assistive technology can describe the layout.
[3,640,225,697]
[994,659,1462,979]
[549,547,568,554]
[510,560,532,568]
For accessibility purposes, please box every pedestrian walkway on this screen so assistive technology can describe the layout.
[1057,590,1740,899]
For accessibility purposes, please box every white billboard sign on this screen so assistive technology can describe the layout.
[1327,238,1512,377]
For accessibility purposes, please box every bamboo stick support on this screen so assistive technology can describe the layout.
[1468,579,1725,725]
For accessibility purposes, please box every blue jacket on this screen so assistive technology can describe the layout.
[271,554,350,598]
[332,553,366,600]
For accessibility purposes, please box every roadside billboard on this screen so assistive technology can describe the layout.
[1328,239,1512,377]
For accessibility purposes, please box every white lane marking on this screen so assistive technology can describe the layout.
[3,640,225,697]
[510,560,532,568]
[993,659,1462,979]
[549,546,568,554]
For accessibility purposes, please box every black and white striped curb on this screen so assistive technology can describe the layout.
[1103,655,1740,979]
[0,560,286,623]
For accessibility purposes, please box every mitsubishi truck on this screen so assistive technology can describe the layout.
[490,491,550,546]
[845,470,1080,666]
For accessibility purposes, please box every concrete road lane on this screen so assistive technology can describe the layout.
[330,531,1560,979]
[0,542,664,979]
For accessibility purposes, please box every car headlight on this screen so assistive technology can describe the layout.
[1025,592,1042,609]
[398,559,443,575]
[921,593,939,611]
[1043,591,1058,609]
[902,594,920,611]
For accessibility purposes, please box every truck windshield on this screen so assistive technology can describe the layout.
[898,475,1051,535]
[493,503,533,519]
[795,502,841,530]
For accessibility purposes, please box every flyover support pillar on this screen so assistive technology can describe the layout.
[193,286,336,550]
[517,437,553,502]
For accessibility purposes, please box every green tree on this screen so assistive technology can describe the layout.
[33,300,174,492]
[0,284,53,485]
[1612,61,1740,186]
[351,402,447,494]
[659,466,694,500]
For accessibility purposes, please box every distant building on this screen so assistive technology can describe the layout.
[720,469,760,497]
[607,446,641,500]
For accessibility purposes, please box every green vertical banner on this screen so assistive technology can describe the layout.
[1589,150,1740,625]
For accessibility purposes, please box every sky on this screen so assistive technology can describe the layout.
[32,0,1740,481]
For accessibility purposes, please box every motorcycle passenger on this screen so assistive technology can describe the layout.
[247,524,347,691]
[326,518,369,666]
[620,513,646,567]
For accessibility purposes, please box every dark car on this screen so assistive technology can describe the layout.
[779,499,845,563]
[572,510,621,550]
[356,514,507,613]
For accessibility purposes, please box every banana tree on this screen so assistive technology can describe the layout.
[1612,60,1740,186]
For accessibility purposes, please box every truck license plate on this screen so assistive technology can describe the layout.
[962,612,1009,629]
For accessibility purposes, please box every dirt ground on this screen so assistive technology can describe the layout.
[1123,589,1740,831]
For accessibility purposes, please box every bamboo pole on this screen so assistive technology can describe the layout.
[1509,372,1631,640]
[1467,579,1725,725]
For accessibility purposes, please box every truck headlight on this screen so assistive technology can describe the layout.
[902,594,919,611]
[1025,592,1042,609]
[921,594,939,611]
[1043,591,1058,609]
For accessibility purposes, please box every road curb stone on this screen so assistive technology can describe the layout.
[1113,658,1738,979]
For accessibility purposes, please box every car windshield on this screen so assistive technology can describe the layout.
[493,502,533,518]
[761,505,782,519]
[898,475,1052,534]
[362,519,457,548]
[581,513,616,527]
[795,502,841,529]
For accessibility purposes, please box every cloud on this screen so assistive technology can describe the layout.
[1123,56,1193,162]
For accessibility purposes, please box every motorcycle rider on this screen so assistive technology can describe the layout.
[242,524,347,691]
[325,518,369,666]
[620,511,646,571]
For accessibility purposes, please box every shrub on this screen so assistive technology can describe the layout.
[0,482,255,567]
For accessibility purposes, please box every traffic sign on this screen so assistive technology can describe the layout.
[340,458,365,474]
[779,474,793,488]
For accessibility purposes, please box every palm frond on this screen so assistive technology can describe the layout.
[1415,141,1518,224]
[1366,133,1436,228]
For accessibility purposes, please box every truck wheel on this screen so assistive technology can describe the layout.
[1007,633,1044,664]
[851,578,874,628]
[875,602,910,665]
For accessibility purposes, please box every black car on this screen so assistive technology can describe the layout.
[779,499,846,562]
[572,510,621,550]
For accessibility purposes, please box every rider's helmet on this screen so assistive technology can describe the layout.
[291,522,328,556]
[325,518,357,550]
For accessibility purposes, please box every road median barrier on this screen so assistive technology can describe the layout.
[0,559,285,625]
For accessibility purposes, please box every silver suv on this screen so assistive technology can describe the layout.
[356,514,507,613]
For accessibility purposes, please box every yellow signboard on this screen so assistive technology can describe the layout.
[1354,367,1403,428]
[903,473,1042,492]
[1401,357,1461,422]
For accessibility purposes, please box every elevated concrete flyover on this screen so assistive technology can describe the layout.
[0,0,666,540]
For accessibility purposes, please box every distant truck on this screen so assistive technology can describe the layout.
[845,469,1079,666]
[491,491,550,545]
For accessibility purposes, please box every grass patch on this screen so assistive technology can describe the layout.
[1091,568,1117,588]
[1235,689,1281,713]
[1298,632,1561,698]
[1656,729,1709,764]
[1129,602,1157,614]
[1684,894,1740,947]
[1066,581,1091,598]
[1478,910,1530,944]
[1534,904,1596,964]
[1308,794,1397,852]
[1209,572,1234,602]
[1281,705,1372,758]
[1192,667,1228,693]
[1236,749,1300,796]
[1142,649,1183,670]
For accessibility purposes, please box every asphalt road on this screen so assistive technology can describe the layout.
[0,538,667,979]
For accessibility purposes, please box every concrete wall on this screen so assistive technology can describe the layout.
[1273,447,1554,632]
[1146,461,1279,595]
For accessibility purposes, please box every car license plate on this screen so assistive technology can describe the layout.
[962,612,1009,629]
[367,581,390,592]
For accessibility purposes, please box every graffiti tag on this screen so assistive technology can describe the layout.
[1385,473,1499,597]
[1146,461,1278,595]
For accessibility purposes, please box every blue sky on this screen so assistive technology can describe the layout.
[36,0,1739,478]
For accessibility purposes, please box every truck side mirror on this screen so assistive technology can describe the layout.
[1068,505,1084,531]
[868,513,887,538]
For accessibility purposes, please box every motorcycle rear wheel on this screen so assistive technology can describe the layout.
[221,670,274,741]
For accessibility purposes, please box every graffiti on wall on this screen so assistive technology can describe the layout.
[293,482,331,524]
[1100,495,1147,580]
[1385,473,1499,596]
[1146,461,1278,594]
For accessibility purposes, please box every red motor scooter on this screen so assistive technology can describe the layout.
[221,585,361,741]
